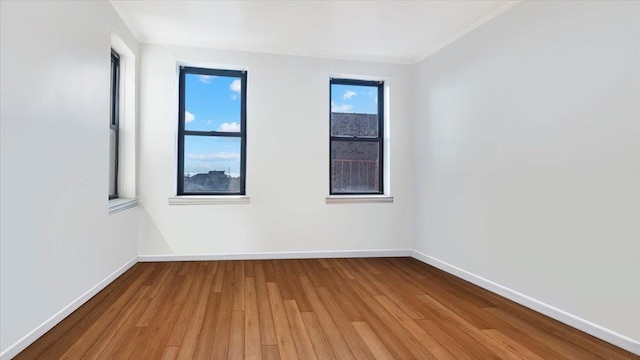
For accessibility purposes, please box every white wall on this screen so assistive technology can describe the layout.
[2,0,637,356]
[137,44,413,256]
[413,0,639,345]
[0,1,139,356]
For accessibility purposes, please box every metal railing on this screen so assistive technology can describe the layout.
[331,159,379,192]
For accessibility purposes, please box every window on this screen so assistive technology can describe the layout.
[177,67,247,195]
[109,49,120,199]
[330,78,384,194]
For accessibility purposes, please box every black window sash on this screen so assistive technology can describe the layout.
[177,67,247,195]
[109,50,120,200]
[329,78,384,195]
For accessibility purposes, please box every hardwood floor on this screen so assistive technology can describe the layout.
[16,258,637,359]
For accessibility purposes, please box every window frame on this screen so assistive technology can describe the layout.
[109,49,120,200]
[329,78,384,195]
[177,66,247,196]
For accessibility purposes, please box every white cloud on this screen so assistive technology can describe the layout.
[331,101,353,113]
[343,90,357,100]
[187,152,240,161]
[198,75,215,84]
[185,111,195,123]
[230,79,241,93]
[217,122,241,132]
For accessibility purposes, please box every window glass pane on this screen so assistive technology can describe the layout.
[331,140,380,193]
[183,135,241,193]
[331,84,378,137]
[184,74,242,132]
[331,113,379,138]
[110,60,115,125]
[109,128,117,196]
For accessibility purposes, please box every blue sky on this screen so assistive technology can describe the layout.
[330,84,378,114]
[183,79,378,177]
[184,74,242,177]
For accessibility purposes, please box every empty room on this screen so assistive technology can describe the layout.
[1,0,638,359]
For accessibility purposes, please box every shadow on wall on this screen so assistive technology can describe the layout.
[137,205,174,255]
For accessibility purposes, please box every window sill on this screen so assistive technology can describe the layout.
[109,198,138,215]
[325,195,394,204]
[168,196,250,205]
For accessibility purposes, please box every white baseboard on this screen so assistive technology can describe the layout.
[138,248,412,262]
[410,250,640,356]
[7,250,637,357]
[0,257,138,360]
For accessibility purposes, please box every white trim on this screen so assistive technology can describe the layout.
[410,250,640,356]
[110,32,134,58]
[168,196,250,205]
[326,195,393,204]
[7,249,636,357]
[108,198,138,215]
[140,38,414,65]
[139,249,411,262]
[411,0,522,64]
[0,257,138,360]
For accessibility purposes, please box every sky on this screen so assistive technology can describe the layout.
[183,74,242,177]
[330,84,378,114]
[183,77,378,177]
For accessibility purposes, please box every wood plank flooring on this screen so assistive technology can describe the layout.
[16,258,638,359]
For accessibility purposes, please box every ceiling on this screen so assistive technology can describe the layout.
[111,0,519,64]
